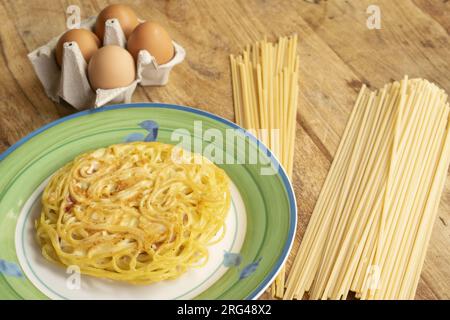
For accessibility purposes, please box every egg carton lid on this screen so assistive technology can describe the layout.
[28,16,185,110]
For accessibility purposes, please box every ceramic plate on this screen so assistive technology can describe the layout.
[0,103,296,300]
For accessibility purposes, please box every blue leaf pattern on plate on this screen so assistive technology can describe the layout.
[144,132,158,142]
[0,259,23,278]
[124,120,159,143]
[124,133,145,142]
[139,120,158,131]
[139,120,159,142]
[239,257,262,280]
[223,251,242,267]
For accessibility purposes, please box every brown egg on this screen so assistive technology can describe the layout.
[55,29,100,67]
[88,45,136,90]
[95,4,139,42]
[127,22,174,65]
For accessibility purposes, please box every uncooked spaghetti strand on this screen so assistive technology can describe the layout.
[376,86,445,299]
[315,84,399,299]
[285,87,369,299]
[400,105,450,298]
[318,90,399,299]
[230,36,300,298]
[372,82,439,299]
[386,101,448,299]
[330,86,391,298]
[311,92,378,299]
[284,78,450,300]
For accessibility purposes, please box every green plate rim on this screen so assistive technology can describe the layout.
[0,103,297,300]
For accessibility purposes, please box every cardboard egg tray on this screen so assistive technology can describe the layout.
[28,16,186,110]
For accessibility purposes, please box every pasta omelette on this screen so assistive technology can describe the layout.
[36,142,230,284]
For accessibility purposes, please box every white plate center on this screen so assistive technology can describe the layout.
[15,177,246,300]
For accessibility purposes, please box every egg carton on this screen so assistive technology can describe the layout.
[28,16,186,110]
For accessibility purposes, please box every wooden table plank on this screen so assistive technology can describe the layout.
[295,0,450,299]
[0,0,448,299]
[413,0,450,34]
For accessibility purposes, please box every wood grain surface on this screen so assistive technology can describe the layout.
[0,0,449,299]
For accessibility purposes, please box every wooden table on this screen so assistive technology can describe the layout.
[0,0,449,299]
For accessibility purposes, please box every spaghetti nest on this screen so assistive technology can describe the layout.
[36,142,230,284]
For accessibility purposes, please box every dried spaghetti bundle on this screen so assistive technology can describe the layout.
[285,77,450,300]
[230,35,299,297]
